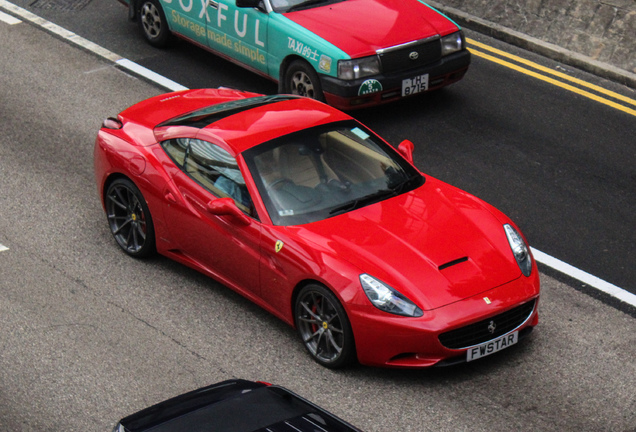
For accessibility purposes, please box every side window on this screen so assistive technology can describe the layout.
[161,138,253,215]
[163,138,188,167]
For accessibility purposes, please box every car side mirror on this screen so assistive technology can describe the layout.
[236,0,260,7]
[398,139,415,164]
[207,198,251,225]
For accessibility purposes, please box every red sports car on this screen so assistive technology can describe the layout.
[94,89,540,368]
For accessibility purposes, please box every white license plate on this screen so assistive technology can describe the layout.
[401,74,429,96]
[466,331,518,362]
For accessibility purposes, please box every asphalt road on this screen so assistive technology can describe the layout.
[1,9,636,432]
[4,0,636,302]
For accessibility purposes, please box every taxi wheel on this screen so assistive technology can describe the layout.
[105,178,156,258]
[138,0,170,48]
[284,61,325,102]
[294,284,356,368]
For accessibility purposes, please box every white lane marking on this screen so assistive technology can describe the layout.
[1,0,634,310]
[116,58,189,92]
[0,0,119,62]
[533,248,636,308]
[0,9,20,24]
[0,244,8,252]
[0,0,187,91]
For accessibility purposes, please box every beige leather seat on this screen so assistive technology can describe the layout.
[273,144,322,187]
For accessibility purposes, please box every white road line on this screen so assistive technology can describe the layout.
[116,58,189,92]
[1,0,634,310]
[0,9,20,24]
[0,0,186,91]
[532,248,636,307]
[0,244,8,252]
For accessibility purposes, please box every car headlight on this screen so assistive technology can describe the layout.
[360,274,423,317]
[338,56,381,80]
[440,31,464,56]
[504,224,532,277]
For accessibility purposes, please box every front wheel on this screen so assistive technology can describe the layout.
[138,0,170,48]
[105,178,156,258]
[283,60,325,102]
[294,284,355,368]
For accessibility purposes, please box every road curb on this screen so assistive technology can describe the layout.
[428,1,636,89]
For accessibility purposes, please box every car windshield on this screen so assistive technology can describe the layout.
[243,120,424,226]
[271,0,348,13]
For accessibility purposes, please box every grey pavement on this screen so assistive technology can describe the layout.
[429,0,636,89]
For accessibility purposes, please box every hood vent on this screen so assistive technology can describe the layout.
[438,256,468,271]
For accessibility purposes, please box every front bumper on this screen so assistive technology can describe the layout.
[349,272,540,368]
[320,49,471,110]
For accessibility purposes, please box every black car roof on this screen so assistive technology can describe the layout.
[117,379,361,432]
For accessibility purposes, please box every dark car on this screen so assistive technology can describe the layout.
[112,379,362,431]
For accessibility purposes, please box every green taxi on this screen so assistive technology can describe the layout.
[120,0,471,109]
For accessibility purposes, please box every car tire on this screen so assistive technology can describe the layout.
[294,284,356,368]
[284,60,325,102]
[138,0,170,48]
[105,178,156,258]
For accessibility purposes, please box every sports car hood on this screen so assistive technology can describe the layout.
[283,0,460,57]
[290,178,521,311]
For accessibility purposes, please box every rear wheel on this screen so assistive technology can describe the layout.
[105,178,156,258]
[138,0,170,48]
[294,284,355,368]
[284,60,325,102]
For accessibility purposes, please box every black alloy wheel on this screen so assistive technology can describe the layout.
[105,178,156,258]
[138,0,170,47]
[284,60,325,101]
[295,284,355,368]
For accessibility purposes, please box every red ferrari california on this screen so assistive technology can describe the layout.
[94,88,540,368]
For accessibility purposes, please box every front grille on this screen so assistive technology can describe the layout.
[378,37,442,74]
[439,299,536,349]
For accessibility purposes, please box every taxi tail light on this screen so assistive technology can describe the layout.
[102,117,123,130]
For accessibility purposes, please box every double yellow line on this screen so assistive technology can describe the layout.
[467,38,636,117]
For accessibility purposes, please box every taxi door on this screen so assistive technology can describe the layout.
[160,0,208,43]
[205,0,269,74]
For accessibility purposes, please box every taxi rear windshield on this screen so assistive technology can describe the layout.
[273,0,348,13]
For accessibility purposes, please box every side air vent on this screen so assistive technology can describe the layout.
[438,256,468,271]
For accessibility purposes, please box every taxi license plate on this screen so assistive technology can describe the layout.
[466,331,518,362]
[402,74,429,96]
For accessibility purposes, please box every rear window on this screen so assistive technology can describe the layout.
[158,95,300,128]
